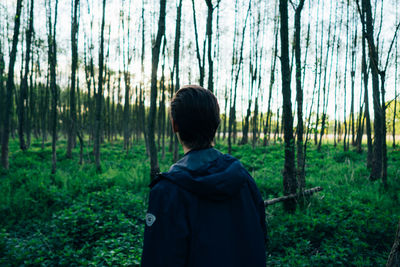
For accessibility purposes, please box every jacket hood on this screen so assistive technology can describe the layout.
[160,148,248,200]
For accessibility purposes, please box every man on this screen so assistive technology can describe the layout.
[141,85,267,267]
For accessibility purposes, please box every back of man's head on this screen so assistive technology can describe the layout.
[170,85,220,150]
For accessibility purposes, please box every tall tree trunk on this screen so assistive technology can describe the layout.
[67,0,80,158]
[311,0,320,146]
[394,41,398,149]
[0,38,5,141]
[295,0,305,191]
[264,11,278,146]
[173,0,182,163]
[350,27,357,147]
[228,0,250,154]
[148,0,166,180]
[317,1,334,151]
[48,0,59,174]
[18,0,34,152]
[280,0,296,212]
[343,1,350,152]
[360,9,373,167]
[314,0,324,146]
[191,0,205,86]
[1,0,23,170]
[362,0,382,181]
[380,73,387,187]
[205,0,214,93]
[123,0,132,152]
[94,0,106,172]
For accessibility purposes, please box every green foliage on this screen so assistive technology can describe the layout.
[1,139,400,266]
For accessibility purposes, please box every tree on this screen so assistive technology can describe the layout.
[1,0,23,170]
[47,0,59,174]
[18,0,35,152]
[362,0,382,181]
[172,0,183,162]
[394,28,398,149]
[293,0,306,190]
[94,0,106,172]
[123,0,132,152]
[205,0,219,93]
[228,0,251,154]
[148,0,166,181]
[280,0,296,212]
[191,0,205,87]
[67,0,80,158]
[0,34,4,141]
[264,4,279,146]
[356,0,373,166]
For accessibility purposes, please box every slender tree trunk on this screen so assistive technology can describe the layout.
[191,0,205,87]
[295,0,305,191]
[0,39,5,141]
[228,0,250,154]
[263,5,279,146]
[314,0,324,146]
[123,1,132,152]
[173,0,182,163]
[205,0,214,93]
[94,0,106,172]
[317,1,334,151]
[264,6,278,146]
[394,22,398,149]
[350,28,357,147]
[363,0,382,180]
[343,1,350,152]
[67,0,79,158]
[1,0,23,169]
[360,9,373,167]
[18,0,34,152]
[380,73,387,187]
[148,0,166,180]
[48,0,59,174]
[280,0,296,212]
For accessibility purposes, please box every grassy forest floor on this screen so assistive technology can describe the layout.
[0,138,400,266]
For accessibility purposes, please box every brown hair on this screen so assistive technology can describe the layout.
[170,85,220,150]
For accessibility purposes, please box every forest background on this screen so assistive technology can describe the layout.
[1,0,400,265]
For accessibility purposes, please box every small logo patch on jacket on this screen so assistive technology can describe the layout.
[146,213,156,227]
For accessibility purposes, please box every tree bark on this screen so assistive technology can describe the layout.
[94,0,106,172]
[67,0,80,158]
[294,0,305,191]
[148,0,166,180]
[18,0,35,152]
[362,0,382,181]
[48,0,59,174]
[280,0,296,212]
[173,0,182,163]
[264,10,278,146]
[205,0,214,93]
[1,0,23,170]
[191,0,205,87]
[264,186,322,206]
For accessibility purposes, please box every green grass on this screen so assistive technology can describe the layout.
[1,138,399,266]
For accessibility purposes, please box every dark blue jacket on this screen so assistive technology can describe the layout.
[141,148,267,267]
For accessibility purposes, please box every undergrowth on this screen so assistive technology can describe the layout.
[0,138,399,266]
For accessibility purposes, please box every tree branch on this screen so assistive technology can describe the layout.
[264,186,323,206]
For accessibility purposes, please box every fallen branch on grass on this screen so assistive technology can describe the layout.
[264,186,323,206]
[386,219,400,267]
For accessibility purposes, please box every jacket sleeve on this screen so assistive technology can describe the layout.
[141,181,190,267]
